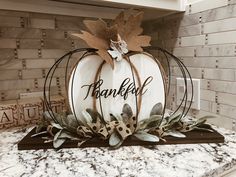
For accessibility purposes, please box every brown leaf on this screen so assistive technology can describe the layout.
[83,19,107,38]
[114,11,125,36]
[127,35,151,51]
[72,20,117,68]
[72,31,108,49]
[72,31,114,68]
[114,11,150,52]
[114,11,125,26]
[105,24,118,42]
[72,11,151,65]
[97,50,114,68]
[125,12,143,37]
[84,19,118,42]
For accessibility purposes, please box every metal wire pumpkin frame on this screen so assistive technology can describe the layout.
[43,47,193,127]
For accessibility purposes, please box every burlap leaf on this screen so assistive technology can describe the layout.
[87,121,102,133]
[125,116,137,133]
[72,31,114,68]
[77,126,93,138]
[84,19,117,42]
[83,19,107,38]
[97,126,109,139]
[115,121,132,139]
[72,11,151,67]
[127,35,151,51]
[114,11,151,51]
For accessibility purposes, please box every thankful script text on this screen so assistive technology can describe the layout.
[81,76,153,100]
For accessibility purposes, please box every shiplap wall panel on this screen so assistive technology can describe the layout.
[189,0,228,14]
[208,31,236,45]
[144,1,236,130]
[201,4,236,22]
[204,68,235,81]
[200,100,211,112]
[178,24,201,37]
[181,35,205,46]
[204,17,236,33]
[195,45,236,56]
[172,47,195,56]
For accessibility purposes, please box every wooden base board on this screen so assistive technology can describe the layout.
[18,127,225,150]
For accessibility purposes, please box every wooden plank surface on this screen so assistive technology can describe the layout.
[18,127,225,150]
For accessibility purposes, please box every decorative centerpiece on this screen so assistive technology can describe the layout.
[18,11,224,150]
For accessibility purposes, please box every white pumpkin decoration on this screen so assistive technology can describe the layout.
[68,52,165,123]
[40,11,198,150]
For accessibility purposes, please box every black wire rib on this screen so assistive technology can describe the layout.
[162,51,171,95]
[43,47,193,126]
[146,46,194,121]
[97,75,105,123]
[151,55,168,127]
[43,48,96,123]
[70,51,90,124]
[126,56,139,131]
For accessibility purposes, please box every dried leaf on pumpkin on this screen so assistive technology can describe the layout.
[71,11,151,68]
[114,11,151,51]
[72,19,118,68]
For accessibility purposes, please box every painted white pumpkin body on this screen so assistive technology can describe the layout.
[68,53,165,123]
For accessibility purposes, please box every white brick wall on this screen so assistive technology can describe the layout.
[0,9,79,103]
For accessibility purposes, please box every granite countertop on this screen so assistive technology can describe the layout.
[0,126,236,177]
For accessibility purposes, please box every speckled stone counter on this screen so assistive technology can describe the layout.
[0,126,236,177]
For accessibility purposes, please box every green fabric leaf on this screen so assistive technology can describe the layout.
[167,114,181,127]
[53,130,66,148]
[134,131,159,142]
[197,123,212,129]
[111,112,123,121]
[193,127,214,132]
[58,130,79,140]
[194,116,215,126]
[139,115,162,130]
[112,139,124,149]
[164,130,186,138]
[150,103,163,116]
[43,111,66,128]
[122,104,133,118]
[31,131,48,138]
[51,122,63,130]
[82,110,93,123]
[110,113,119,121]
[86,108,107,125]
[86,108,102,123]
[61,114,79,132]
[53,138,66,149]
[77,140,87,147]
[198,115,216,120]
[109,131,122,147]
[43,111,54,121]
[35,123,46,133]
